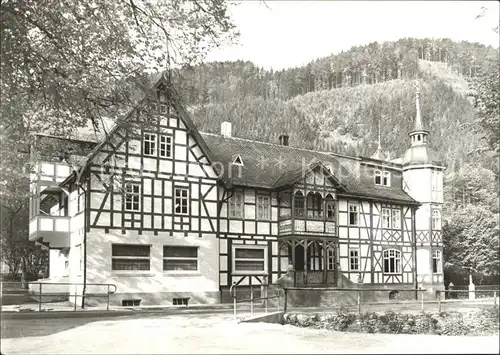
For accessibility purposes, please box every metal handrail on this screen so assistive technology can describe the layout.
[1,281,117,311]
[230,279,282,320]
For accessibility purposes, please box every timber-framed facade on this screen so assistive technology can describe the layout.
[28,77,445,306]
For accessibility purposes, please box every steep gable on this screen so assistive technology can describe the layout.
[61,76,226,187]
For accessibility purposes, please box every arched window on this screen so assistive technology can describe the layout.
[383,249,401,274]
[374,170,382,185]
[293,191,305,217]
[432,210,441,230]
[432,250,442,273]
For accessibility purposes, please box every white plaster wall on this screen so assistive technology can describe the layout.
[403,168,431,202]
[415,204,430,231]
[416,248,430,275]
[85,229,219,295]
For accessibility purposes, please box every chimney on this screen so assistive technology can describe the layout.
[221,121,232,138]
[279,134,289,146]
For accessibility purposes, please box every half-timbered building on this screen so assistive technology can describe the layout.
[28,77,445,306]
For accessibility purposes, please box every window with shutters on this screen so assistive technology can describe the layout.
[112,244,150,271]
[163,246,198,271]
[233,246,266,274]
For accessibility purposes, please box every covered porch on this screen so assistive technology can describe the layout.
[278,238,339,286]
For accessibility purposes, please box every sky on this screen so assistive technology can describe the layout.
[205,0,500,70]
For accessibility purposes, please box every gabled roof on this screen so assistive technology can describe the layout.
[200,132,419,205]
[61,75,230,187]
[272,160,347,191]
[36,77,418,206]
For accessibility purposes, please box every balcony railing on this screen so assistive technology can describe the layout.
[278,217,336,236]
[29,215,70,248]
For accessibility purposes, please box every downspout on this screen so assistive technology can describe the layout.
[77,171,88,309]
[412,207,418,300]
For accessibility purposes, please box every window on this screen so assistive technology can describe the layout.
[432,210,441,230]
[294,192,305,217]
[392,209,401,229]
[383,249,401,274]
[374,170,382,185]
[233,247,266,274]
[307,193,323,218]
[349,204,359,226]
[326,200,335,220]
[383,171,391,186]
[349,248,360,271]
[432,250,442,273]
[143,133,156,156]
[174,188,189,215]
[163,246,198,271]
[229,191,244,218]
[382,208,391,229]
[232,155,244,166]
[124,182,140,211]
[159,135,172,158]
[112,244,150,271]
[327,248,335,270]
[77,188,84,213]
[257,195,270,220]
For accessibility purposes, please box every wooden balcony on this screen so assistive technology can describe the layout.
[29,215,70,248]
[278,217,336,237]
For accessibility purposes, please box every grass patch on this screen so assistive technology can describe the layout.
[284,305,499,336]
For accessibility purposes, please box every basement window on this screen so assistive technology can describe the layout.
[122,299,141,307]
[173,298,189,306]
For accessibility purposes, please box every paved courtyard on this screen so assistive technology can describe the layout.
[1,311,499,354]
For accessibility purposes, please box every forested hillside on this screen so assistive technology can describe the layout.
[174,37,497,104]
[179,37,497,171]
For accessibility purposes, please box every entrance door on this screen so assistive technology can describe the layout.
[294,244,305,271]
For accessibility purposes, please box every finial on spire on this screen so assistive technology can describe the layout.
[414,81,424,131]
[371,118,387,161]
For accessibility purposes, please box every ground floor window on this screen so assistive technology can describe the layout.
[163,246,198,271]
[349,248,360,271]
[432,249,442,273]
[233,246,266,274]
[111,244,150,271]
[327,248,335,270]
[383,249,401,274]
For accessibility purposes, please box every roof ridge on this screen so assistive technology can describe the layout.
[199,131,361,162]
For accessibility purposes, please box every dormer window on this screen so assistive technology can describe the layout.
[375,170,390,187]
[383,171,391,186]
[232,155,244,166]
[374,170,382,185]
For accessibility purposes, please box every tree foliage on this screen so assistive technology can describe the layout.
[443,164,499,284]
[0,0,236,278]
[468,58,500,155]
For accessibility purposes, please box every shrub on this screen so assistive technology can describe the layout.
[284,307,499,336]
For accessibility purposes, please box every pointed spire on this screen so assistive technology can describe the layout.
[371,119,387,160]
[413,82,426,132]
